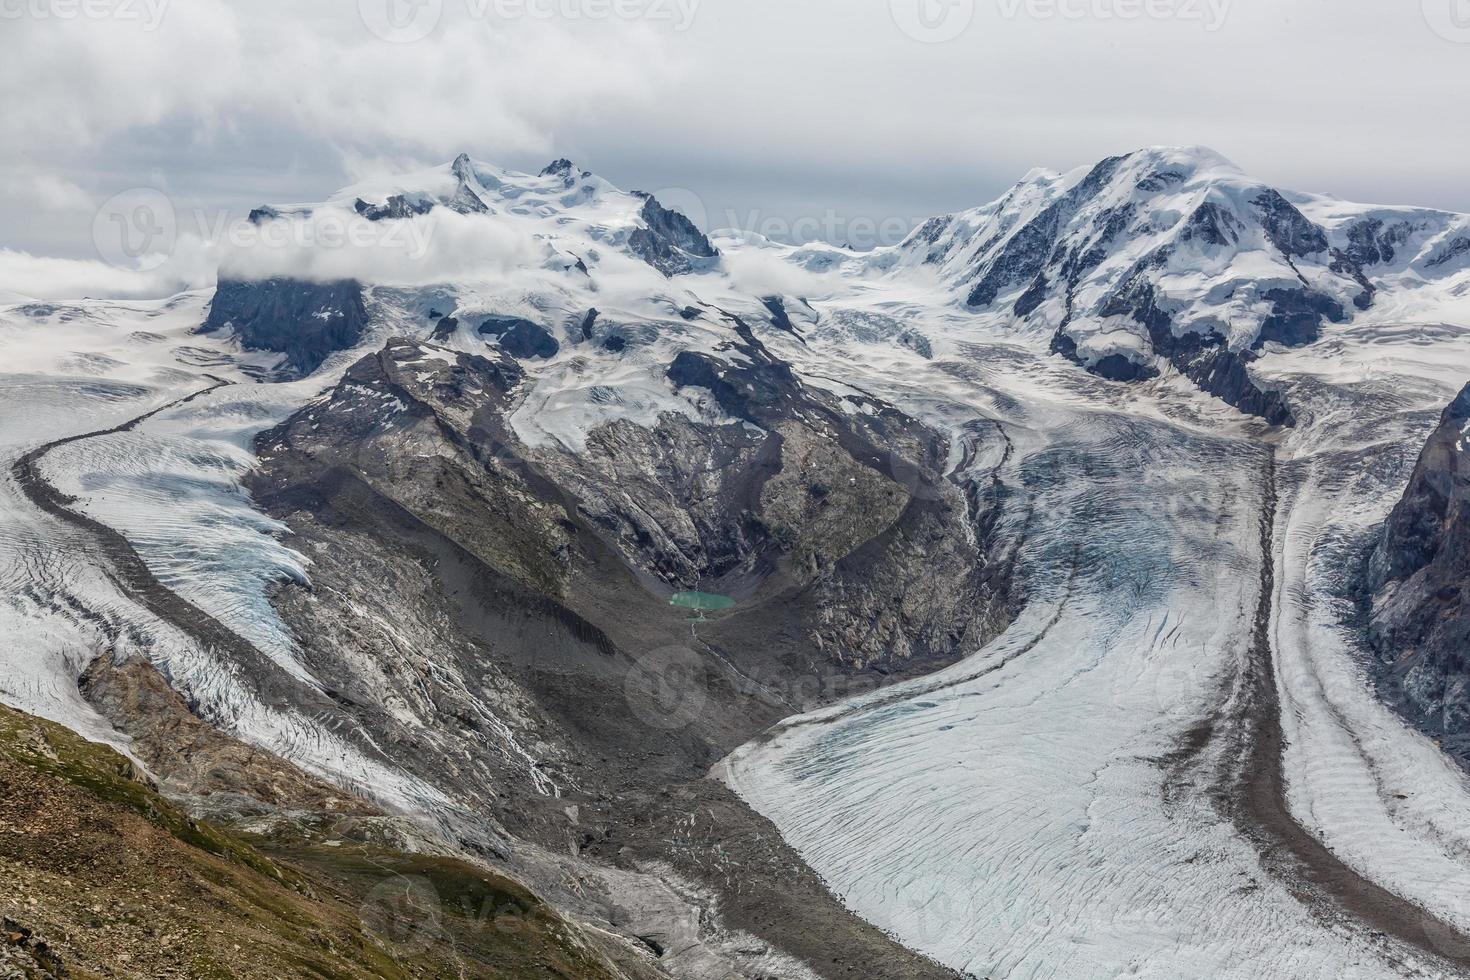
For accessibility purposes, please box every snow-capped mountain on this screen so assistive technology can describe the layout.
[4,147,1470,979]
[199,146,1470,433]
[884,146,1470,422]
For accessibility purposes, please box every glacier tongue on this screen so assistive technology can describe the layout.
[719,395,1342,978]
[0,296,451,815]
[719,304,1470,977]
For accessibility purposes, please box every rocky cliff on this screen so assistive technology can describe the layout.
[1370,384,1470,755]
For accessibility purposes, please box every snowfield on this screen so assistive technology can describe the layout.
[3,148,1470,977]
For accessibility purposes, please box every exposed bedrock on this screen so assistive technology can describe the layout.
[1369,384,1470,756]
[234,331,1006,977]
[199,277,368,376]
[628,193,720,277]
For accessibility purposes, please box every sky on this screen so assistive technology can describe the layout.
[2,0,1469,298]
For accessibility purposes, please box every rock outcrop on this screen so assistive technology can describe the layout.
[200,277,368,376]
[1370,384,1470,754]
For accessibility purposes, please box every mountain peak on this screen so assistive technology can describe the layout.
[1118,144,1240,173]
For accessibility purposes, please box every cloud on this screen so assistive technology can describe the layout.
[0,0,680,164]
[718,246,837,299]
[27,175,94,212]
[0,244,214,301]
[214,207,543,287]
[4,0,1468,285]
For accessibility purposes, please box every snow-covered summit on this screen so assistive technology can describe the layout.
[875,145,1470,420]
[250,153,717,274]
[207,146,1470,423]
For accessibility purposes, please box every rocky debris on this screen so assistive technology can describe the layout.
[79,654,369,819]
[235,324,1002,974]
[0,702,635,980]
[199,277,367,376]
[1,917,66,978]
[1369,384,1470,756]
[628,193,719,276]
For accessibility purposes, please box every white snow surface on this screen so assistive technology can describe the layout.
[0,295,449,813]
[4,148,1470,974]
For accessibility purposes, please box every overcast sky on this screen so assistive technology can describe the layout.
[2,0,1469,293]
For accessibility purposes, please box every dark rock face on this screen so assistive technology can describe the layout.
[1250,189,1329,257]
[966,155,1126,308]
[950,151,1378,425]
[578,308,600,340]
[1179,202,1244,247]
[665,315,801,428]
[200,278,368,376]
[431,315,460,342]
[628,193,719,276]
[1343,217,1417,267]
[1084,276,1295,425]
[1091,352,1156,383]
[909,214,956,265]
[478,316,559,359]
[445,154,491,214]
[1428,236,1470,269]
[1370,384,1470,754]
[762,296,797,335]
[1255,288,1346,348]
[354,195,434,221]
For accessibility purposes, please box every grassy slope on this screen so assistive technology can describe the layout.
[0,703,632,979]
